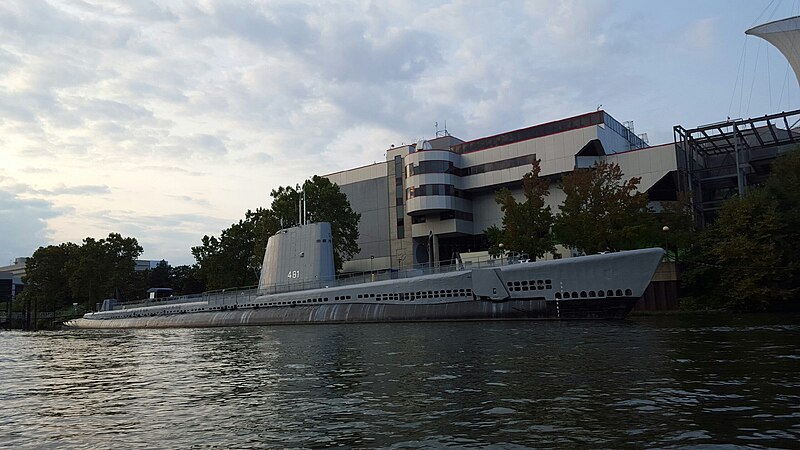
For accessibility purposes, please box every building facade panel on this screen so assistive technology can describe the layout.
[325,111,679,273]
[335,177,391,265]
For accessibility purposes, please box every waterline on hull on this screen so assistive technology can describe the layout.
[64,297,638,329]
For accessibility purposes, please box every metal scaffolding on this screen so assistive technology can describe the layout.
[674,109,800,227]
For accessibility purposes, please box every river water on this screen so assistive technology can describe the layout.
[1,315,798,449]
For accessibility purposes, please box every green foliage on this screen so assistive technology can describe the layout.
[19,243,80,312]
[554,161,655,254]
[20,234,142,313]
[485,160,555,259]
[269,176,361,272]
[148,260,171,287]
[485,225,505,257]
[764,149,800,291]
[250,208,282,273]
[192,214,262,290]
[682,190,788,311]
[168,265,206,295]
[657,192,695,259]
[192,175,361,289]
[682,149,800,312]
[65,233,143,306]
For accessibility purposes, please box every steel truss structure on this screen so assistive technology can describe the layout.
[674,109,800,227]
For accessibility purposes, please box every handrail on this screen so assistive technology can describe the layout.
[113,254,526,311]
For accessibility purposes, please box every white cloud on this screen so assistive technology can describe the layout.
[683,18,718,51]
[0,191,62,263]
[0,0,794,265]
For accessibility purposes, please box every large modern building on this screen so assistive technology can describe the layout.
[326,110,680,274]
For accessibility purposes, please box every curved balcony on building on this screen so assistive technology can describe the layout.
[406,192,472,215]
[405,151,462,180]
[404,150,466,215]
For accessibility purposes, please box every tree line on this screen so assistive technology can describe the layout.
[485,158,691,259]
[17,151,800,321]
[15,176,360,324]
[190,175,360,290]
[489,151,800,312]
[681,149,800,312]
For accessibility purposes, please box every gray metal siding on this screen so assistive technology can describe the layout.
[338,177,391,260]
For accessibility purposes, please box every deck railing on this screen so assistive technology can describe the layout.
[114,254,527,311]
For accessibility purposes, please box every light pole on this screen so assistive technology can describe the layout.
[370,255,375,281]
[662,226,670,260]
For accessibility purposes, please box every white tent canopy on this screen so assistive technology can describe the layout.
[746,16,800,87]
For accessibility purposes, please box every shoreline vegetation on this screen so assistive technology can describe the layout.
[5,150,800,330]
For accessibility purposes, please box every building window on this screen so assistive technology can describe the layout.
[394,156,405,238]
[397,205,405,239]
[405,184,468,199]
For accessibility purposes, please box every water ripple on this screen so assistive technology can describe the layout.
[1,316,799,448]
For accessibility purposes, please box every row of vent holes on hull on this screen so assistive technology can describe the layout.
[554,289,632,300]
[506,280,553,291]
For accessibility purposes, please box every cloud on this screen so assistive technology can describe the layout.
[242,152,274,164]
[51,185,111,196]
[21,167,56,174]
[156,133,229,158]
[167,195,212,208]
[0,191,62,262]
[0,178,110,197]
[683,18,717,51]
[70,209,233,266]
[0,0,794,267]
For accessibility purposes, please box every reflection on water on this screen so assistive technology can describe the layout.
[1,315,798,448]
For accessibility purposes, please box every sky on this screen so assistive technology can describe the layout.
[2,0,799,266]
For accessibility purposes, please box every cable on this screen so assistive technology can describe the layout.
[729,38,748,117]
[746,39,763,115]
[738,40,748,117]
[751,0,777,27]
[767,42,772,111]
[778,65,791,108]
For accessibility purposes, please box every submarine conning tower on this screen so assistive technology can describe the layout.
[258,222,336,292]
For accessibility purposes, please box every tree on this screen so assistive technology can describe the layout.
[485,159,555,259]
[764,148,800,292]
[682,190,787,311]
[192,175,360,288]
[20,242,80,314]
[657,192,695,259]
[554,161,655,254]
[249,207,282,273]
[192,215,261,290]
[148,260,171,288]
[169,264,206,295]
[66,233,143,307]
[682,148,800,312]
[269,175,361,272]
[22,234,142,316]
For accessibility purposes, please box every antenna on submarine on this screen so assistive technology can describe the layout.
[298,180,308,225]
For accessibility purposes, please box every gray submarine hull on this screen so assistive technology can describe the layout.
[65,222,662,329]
[66,297,637,329]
